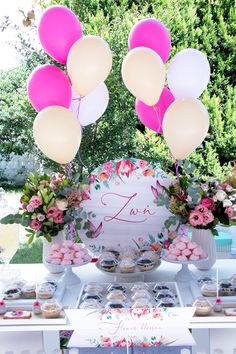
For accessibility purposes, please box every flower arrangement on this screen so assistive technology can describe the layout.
[0,171,93,243]
[156,162,236,235]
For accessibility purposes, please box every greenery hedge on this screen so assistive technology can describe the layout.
[0,0,235,181]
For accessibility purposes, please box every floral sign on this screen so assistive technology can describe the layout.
[79,158,172,254]
[66,307,196,348]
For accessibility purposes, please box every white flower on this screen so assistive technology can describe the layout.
[215,190,227,201]
[56,198,68,211]
[226,185,233,192]
[223,199,233,207]
[201,184,209,192]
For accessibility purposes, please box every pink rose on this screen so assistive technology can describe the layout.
[202,211,214,226]
[97,171,109,180]
[30,219,42,230]
[53,210,63,224]
[89,175,96,183]
[201,197,212,208]
[29,195,43,209]
[225,207,234,219]
[189,211,204,227]
[115,160,135,177]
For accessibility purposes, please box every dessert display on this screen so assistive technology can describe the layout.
[41,299,62,318]
[163,235,207,262]
[97,245,161,274]
[77,281,182,309]
[192,297,212,316]
[46,240,91,266]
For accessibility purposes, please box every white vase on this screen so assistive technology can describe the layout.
[191,228,217,270]
[42,230,65,274]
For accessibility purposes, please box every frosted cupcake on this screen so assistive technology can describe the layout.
[119,258,136,273]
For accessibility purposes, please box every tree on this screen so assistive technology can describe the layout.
[0,0,235,182]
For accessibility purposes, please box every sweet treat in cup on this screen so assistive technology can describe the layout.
[132,299,153,308]
[157,297,175,307]
[119,258,136,273]
[106,290,127,302]
[84,282,103,294]
[4,286,22,300]
[201,283,217,297]
[105,301,125,309]
[131,290,153,301]
[192,297,212,316]
[153,282,170,293]
[22,282,36,298]
[131,282,149,293]
[107,283,126,293]
[136,256,155,271]
[79,299,102,309]
[154,290,175,301]
[36,283,55,299]
[41,299,62,318]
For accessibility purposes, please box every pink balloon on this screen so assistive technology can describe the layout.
[38,6,83,64]
[128,18,171,63]
[135,87,175,134]
[27,64,72,112]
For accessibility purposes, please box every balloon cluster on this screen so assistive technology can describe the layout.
[122,18,210,160]
[27,6,112,164]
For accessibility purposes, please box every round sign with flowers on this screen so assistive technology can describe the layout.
[79,157,172,255]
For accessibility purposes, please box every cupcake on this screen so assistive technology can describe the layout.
[157,297,175,308]
[131,282,149,293]
[41,299,62,318]
[0,300,6,315]
[136,256,155,271]
[107,283,126,293]
[119,258,136,273]
[4,286,21,300]
[132,290,153,301]
[22,282,36,298]
[192,297,212,316]
[32,300,42,315]
[84,282,103,293]
[153,283,170,293]
[201,283,217,297]
[105,301,125,309]
[82,292,103,303]
[103,247,121,260]
[79,299,102,309]
[106,290,127,302]
[37,283,55,299]
[154,290,175,301]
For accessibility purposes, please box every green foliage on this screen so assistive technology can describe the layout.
[0,0,235,179]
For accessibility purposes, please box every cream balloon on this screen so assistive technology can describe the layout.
[121,47,165,106]
[67,35,112,97]
[163,99,209,160]
[33,106,82,164]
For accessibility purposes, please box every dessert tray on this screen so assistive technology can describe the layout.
[0,309,67,326]
[76,281,183,309]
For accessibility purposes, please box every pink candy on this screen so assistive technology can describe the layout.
[165,234,207,262]
[175,241,186,251]
[187,241,198,250]
[47,241,90,265]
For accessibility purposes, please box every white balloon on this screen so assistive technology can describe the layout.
[70,82,109,126]
[167,48,210,99]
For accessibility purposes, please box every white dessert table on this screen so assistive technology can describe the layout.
[1,260,236,354]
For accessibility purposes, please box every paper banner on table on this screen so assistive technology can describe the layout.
[66,308,196,348]
[79,157,173,255]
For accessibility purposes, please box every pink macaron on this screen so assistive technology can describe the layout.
[181,235,190,243]
[182,248,192,257]
[187,241,198,250]
[193,247,203,256]
[170,248,181,256]
[177,255,188,261]
[175,241,186,251]
[189,254,200,261]
[167,254,177,261]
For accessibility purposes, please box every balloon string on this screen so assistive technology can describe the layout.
[152,104,161,133]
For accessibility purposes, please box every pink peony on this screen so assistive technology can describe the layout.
[189,210,204,227]
[195,204,209,214]
[225,206,234,219]
[202,211,214,226]
[89,175,96,183]
[201,197,212,208]
[53,211,63,224]
[30,219,42,230]
[46,205,60,219]
[29,195,43,209]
